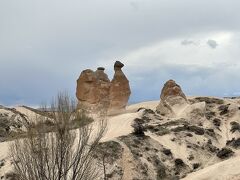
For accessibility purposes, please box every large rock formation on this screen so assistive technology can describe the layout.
[108,61,131,115]
[160,79,187,105]
[76,61,131,115]
[94,67,111,110]
[76,69,99,104]
[156,80,207,122]
[156,80,188,117]
[76,67,110,112]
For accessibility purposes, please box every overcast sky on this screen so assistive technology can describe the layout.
[0,0,240,106]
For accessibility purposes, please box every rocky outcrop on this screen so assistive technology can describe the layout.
[160,79,187,105]
[156,80,188,117]
[76,69,99,105]
[94,67,111,110]
[109,61,131,115]
[76,68,111,112]
[0,106,29,142]
[76,61,131,115]
[156,80,207,122]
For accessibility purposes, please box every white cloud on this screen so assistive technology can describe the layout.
[112,31,237,69]
[97,31,240,101]
[1,0,240,105]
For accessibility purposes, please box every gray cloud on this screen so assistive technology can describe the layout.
[181,40,199,46]
[207,39,218,49]
[128,63,240,103]
[0,0,240,105]
[130,1,139,10]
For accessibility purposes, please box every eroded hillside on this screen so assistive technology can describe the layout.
[0,96,240,179]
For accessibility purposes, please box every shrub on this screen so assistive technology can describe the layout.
[217,148,234,159]
[213,118,221,127]
[172,125,204,135]
[156,166,166,180]
[193,163,200,170]
[175,158,184,166]
[132,120,145,136]
[226,138,240,148]
[5,172,19,180]
[219,105,229,115]
[162,148,172,156]
[230,121,240,133]
[10,93,107,180]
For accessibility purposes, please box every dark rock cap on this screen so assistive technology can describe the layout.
[97,67,105,71]
[114,61,124,70]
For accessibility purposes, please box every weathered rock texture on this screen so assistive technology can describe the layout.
[108,61,131,115]
[76,61,131,115]
[156,80,188,117]
[76,68,110,112]
[94,67,111,110]
[76,69,99,105]
[160,79,187,104]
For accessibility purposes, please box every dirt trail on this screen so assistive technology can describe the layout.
[224,119,230,142]
[114,139,136,180]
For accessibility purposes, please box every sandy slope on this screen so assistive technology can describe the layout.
[100,101,159,142]
[182,156,240,180]
[0,102,146,178]
[15,106,41,123]
[147,133,191,166]
[0,142,11,177]
[1,99,240,179]
[126,101,159,112]
[0,142,9,160]
[101,112,139,142]
[114,139,136,180]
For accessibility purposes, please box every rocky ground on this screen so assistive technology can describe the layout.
[93,96,240,180]
[0,96,240,179]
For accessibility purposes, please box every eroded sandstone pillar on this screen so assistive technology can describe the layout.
[108,61,131,115]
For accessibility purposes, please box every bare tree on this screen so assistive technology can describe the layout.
[10,93,107,180]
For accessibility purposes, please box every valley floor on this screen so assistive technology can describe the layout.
[1,98,240,179]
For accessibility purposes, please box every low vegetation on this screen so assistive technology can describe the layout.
[230,121,240,133]
[10,93,107,180]
[217,148,234,159]
[132,118,145,136]
[226,138,240,148]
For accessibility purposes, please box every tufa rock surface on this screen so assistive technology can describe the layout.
[76,61,131,115]
[76,69,99,104]
[109,61,131,115]
[156,80,207,122]
[160,79,187,104]
[76,68,111,112]
[156,80,188,117]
